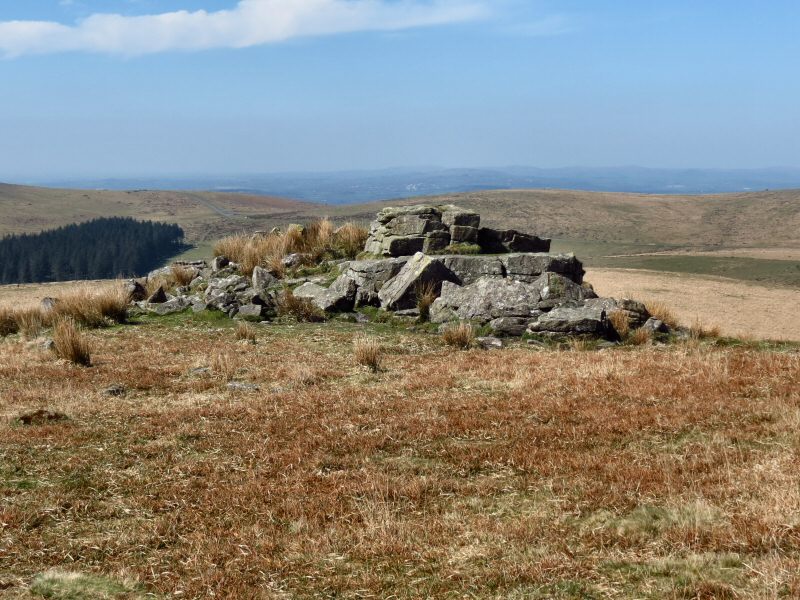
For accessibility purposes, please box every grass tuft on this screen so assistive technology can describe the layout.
[52,318,92,366]
[645,300,679,328]
[276,288,326,323]
[442,321,475,349]
[30,569,147,599]
[353,335,383,372]
[415,281,438,322]
[234,321,258,343]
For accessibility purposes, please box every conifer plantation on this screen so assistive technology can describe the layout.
[0,217,185,283]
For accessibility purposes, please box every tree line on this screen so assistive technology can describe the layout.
[0,217,186,284]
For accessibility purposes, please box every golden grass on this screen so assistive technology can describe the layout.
[276,288,325,322]
[690,318,722,340]
[442,321,475,349]
[628,326,653,346]
[608,309,630,338]
[0,305,19,336]
[415,281,438,322]
[169,264,197,287]
[2,318,800,597]
[213,219,369,276]
[234,321,258,343]
[51,318,91,366]
[644,299,679,328]
[353,335,383,372]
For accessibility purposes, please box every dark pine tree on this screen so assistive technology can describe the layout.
[0,217,186,284]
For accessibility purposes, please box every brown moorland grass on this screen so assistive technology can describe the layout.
[51,318,92,366]
[0,317,799,598]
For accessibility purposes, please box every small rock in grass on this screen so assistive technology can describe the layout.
[103,384,127,397]
[476,336,504,350]
[18,409,68,426]
[227,382,260,392]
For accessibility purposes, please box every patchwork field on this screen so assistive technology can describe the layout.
[1,313,799,598]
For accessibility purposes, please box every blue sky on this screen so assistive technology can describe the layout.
[1,0,798,178]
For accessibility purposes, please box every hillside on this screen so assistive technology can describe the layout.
[0,183,316,243]
[324,188,800,250]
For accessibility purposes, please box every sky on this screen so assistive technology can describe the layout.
[0,0,798,179]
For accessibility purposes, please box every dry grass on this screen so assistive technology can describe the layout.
[169,265,197,287]
[628,327,654,346]
[608,309,631,338]
[276,288,326,322]
[353,335,383,372]
[51,318,92,366]
[441,321,475,349]
[213,219,369,276]
[643,300,679,328]
[2,316,800,598]
[53,284,129,327]
[234,321,258,343]
[690,318,722,340]
[0,305,19,336]
[415,281,438,322]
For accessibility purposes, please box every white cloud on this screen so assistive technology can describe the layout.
[0,0,490,57]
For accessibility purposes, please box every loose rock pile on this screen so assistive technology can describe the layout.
[130,205,669,341]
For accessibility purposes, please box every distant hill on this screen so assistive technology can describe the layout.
[325,188,800,250]
[33,166,800,204]
[2,183,799,252]
[0,183,316,243]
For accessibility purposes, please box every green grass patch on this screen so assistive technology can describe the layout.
[30,570,150,599]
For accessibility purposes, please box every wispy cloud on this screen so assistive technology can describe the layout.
[0,0,490,58]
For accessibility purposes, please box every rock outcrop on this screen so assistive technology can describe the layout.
[364,204,551,257]
[128,204,662,341]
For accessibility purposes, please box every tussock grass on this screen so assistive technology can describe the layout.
[213,219,369,276]
[52,318,91,366]
[212,351,237,381]
[442,321,475,349]
[234,321,258,343]
[54,285,129,327]
[353,335,383,372]
[690,318,722,340]
[170,264,197,287]
[628,327,653,346]
[276,288,325,322]
[608,310,630,338]
[645,299,679,328]
[415,281,437,322]
[0,305,19,336]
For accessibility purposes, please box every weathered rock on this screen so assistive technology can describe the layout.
[146,286,167,304]
[227,381,260,392]
[449,225,479,243]
[282,253,304,268]
[441,205,480,229]
[527,305,610,337]
[124,280,147,302]
[440,256,505,285]
[252,266,277,291]
[341,257,409,307]
[478,228,551,253]
[642,317,670,335]
[365,205,450,257]
[378,252,460,311]
[294,274,358,312]
[488,316,534,337]
[476,336,504,350]
[431,277,545,323]
[235,304,267,321]
[501,253,584,284]
[143,296,190,315]
[211,256,231,273]
[422,230,452,254]
[585,297,651,330]
[537,272,596,309]
[103,384,127,397]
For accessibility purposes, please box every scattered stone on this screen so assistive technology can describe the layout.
[18,409,68,426]
[211,256,230,272]
[103,384,127,397]
[282,253,304,268]
[476,336,504,350]
[189,367,211,376]
[226,382,260,392]
[252,266,278,291]
[294,274,358,312]
[123,280,148,302]
[642,317,670,334]
[394,308,421,318]
[489,316,534,337]
[143,297,190,315]
[527,305,611,337]
[146,286,167,304]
